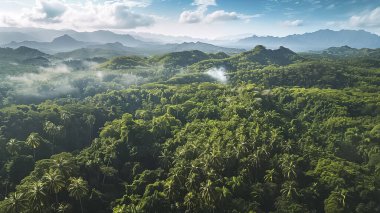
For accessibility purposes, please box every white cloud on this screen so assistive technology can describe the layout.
[28,0,67,23]
[326,7,380,33]
[105,0,152,8]
[179,0,257,24]
[282,19,303,27]
[205,10,259,23]
[348,7,380,28]
[205,10,239,22]
[179,6,207,24]
[0,0,155,30]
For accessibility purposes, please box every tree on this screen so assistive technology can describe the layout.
[264,169,276,182]
[200,180,216,208]
[280,181,298,198]
[43,170,65,203]
[68,177,89,213]
[2,192,26,213]
[26,181,47,213]
[56,203,72,213]
[6,139,21,156]
[60,111,72,126]
[51,154,77,178]
[26,132,43,160]
[84,114,96,143]
[44,121,64,155]
[184,192,197,211]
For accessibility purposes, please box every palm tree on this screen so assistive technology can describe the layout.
[84,114,96,143]
[200,180,216,207]
[332,189,348,207]
[282,161,297,179]
[264,169,276,182]
[44,121,64,155]
[56,202,72,213]
[280,181,298,198]
[60,111,72,126]
[26,132,43,160]
[68,177,89,213]
[27,181,47,213]
[229,176,243,192]
[51,157,75,178]
[185,172,199,191]
[43,170,65,203]
[6,139,20,156]
[184,192,197,211]
[2,192,26,213]
[280,155,297,179]
[164,179,176,200]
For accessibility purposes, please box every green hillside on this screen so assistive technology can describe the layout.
[0,45,379,213]
[190,45,304,72]
[0,46,50,75]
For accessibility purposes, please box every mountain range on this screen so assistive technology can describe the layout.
[236,29,380,51]
[2,33,242,56]
[1,28,380,56]
[4,34,95,54]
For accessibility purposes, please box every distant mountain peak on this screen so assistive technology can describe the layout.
[52,34,79,44]
[110,42,124,46]
[253,45,267,52]
[14,46,46,55]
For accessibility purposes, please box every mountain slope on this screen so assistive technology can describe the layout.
[152,50,229,67]
[69,30,146,47]
[319,46,380,58]
[190,45,304,72]
[0,46,48,61]
[2,35,94,53]
[237,29,380,51]
[231,45,302,65]
[163,42,244,54]
[55,42,140,59]
[0,32,38,45]
[0,46,50,74]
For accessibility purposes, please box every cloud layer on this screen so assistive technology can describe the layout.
[1,0,155,30]
[348,7,380,28]
[179,0,257,24]
[282,20,304,27]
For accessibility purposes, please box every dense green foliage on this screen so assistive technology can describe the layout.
[0,45,379,212]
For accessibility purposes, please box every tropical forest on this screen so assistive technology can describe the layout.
[0,0,379,213]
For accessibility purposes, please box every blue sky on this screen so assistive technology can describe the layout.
[0,0,379,39]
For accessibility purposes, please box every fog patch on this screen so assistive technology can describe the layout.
[207,67,227,83]
[3,62,147,104]
[7,64,77,99]
[1,60,149,106]
[96,71,104,79]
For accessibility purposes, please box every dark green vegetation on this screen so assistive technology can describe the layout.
[0,45,379,213]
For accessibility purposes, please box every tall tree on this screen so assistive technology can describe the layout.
[44,121,64,155]
[84,114,96,143]
[68,177,89,213]
[26,181,47,213]
[2,192,26,213]
[25,132,43,160]
[43,170,65,203]
[6,139,20,156]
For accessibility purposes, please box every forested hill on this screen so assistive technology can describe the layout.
[100,46,303,73]
[0,46,48,61]
[0,44,379,213]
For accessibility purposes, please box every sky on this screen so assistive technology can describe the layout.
[0,0,379,39]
